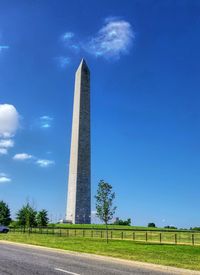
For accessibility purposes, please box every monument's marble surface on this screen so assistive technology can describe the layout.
[66,59,91,224]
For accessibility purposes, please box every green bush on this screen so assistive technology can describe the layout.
[148,222,156,228]
[114,218,131,226]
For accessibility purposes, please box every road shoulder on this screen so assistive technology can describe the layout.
[0,240,199,275]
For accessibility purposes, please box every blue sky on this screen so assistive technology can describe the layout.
[0,0,200,228]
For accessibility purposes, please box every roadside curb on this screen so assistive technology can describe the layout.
[0,240,199,275]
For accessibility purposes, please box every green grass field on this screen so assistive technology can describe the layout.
[11,226,200,246]
[48,223,178,231]
[1,232,200,271]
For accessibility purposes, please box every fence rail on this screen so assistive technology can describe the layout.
[9,227,200,246]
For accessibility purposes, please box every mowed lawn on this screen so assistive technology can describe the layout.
[11,226,200,245]
[1,232,200,271]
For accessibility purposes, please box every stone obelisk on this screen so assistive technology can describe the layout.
[66,59,91,224]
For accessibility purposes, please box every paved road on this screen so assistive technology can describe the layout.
[0,242,191,275]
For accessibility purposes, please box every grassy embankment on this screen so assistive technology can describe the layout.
[1,232,200,271]
[26,224,200,245]
[48,223,178,230]
[10,224,200,245]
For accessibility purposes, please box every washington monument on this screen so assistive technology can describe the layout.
[66,59,91,224]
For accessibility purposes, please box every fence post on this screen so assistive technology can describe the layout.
[133,232,135,241]
[175,233,177,244]
[146,232,148,242]
[91,230,93,238]
[75,230,76,237]
[159,233,162,244]
[83,230,85,237]
[111,231,113,239]
[192,234,195,246]
[101,231,103,238]
[121,232,123,240]
[60,229,61,237]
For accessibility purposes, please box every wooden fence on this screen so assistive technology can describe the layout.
[9,227,200,246]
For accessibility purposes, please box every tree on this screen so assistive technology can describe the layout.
[0,200,11,226]
[114,218,131,226]
[164,225,177,230]
[16,203,37,231]
[191,227,200,231]
[95,180,116,243]
[36,209,49,226]
[148,222,156,228]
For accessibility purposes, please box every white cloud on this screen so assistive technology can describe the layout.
[39,115,54,128]
[12,152,55,168]
[69,44,80,53]
[0,148,8,155]
[0,139,14,155]
[0,173,11,183]
[13,153,33,161]
[0,104,19,156]
[36,159,55,168]
[60,30,80,56]
[40,116,52,120]
[0,173,7,177]
[0,177,11,183]
[41,123,51,129]
[86,18,134,59]
[59,17,134,62]
[0,139,14,148]
[56,56,71,68]
[62,32,74,41]
[0,45,9,52]
[0,104,20,138]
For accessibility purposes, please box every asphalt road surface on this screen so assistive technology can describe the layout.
[0,242,191,275]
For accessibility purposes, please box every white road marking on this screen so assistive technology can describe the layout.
[54,267,80,275]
